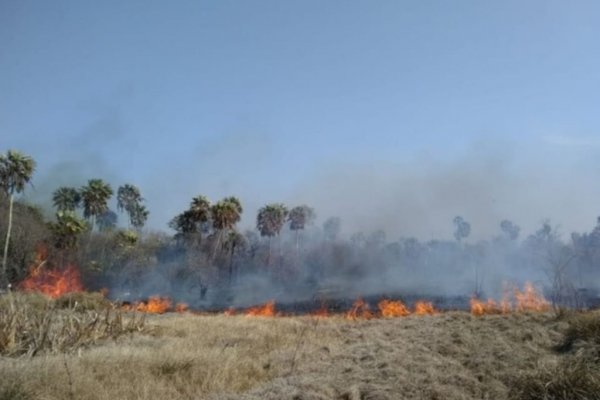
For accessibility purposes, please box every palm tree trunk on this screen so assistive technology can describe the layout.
[2,194,14,286]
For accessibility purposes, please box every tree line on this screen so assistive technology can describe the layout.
[2,149,600,308]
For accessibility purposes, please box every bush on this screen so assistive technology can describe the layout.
[0,293,146,357]
[53,291,112,311]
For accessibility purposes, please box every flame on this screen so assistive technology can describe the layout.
[471,282,549,315]
[175,303,189,313]
[378,299,410,317]
[514,282,550,312]
[123,296,172,314]
[224,307,236,316]
[19,246,83,298]
[414,301,436,315]
[19,265,84,298]
[470,298,503,316]
[245,300,276,317]
[345,298,374,320]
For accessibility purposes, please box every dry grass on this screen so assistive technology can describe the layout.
[0,293,146,357]
[1,296,599,400]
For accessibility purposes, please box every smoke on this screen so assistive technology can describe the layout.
[288,138,600,241]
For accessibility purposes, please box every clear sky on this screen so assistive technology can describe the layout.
[2,1,600,239]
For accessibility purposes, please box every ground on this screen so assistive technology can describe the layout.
[4,308,594,400]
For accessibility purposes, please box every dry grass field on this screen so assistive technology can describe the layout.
[1,294,599,400]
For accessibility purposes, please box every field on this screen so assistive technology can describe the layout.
[2,294,600,400]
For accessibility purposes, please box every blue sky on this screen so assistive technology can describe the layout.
[2,1,600,238]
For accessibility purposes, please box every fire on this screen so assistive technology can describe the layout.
[378,299,410,317]
[245,300,276,317]
[345,298,374,320]
[514,282,550,312]
[469,298,504,316]
[471,282,550,315]
[224,307,236,316]
[19,264,84,298]
[175,303,189,313]
[19,245,84,298]
[122,296,172,314]
[414,301,436,315]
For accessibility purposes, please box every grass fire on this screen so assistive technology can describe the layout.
[3,3,600,397]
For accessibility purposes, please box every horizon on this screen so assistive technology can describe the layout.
[3,1,600,239]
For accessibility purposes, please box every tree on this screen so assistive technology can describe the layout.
[49,211,88,250]
[130,203,149,230]
[116,184,149,230]
[223,230,247,283]
[453,216,471,242]
[210,197,243,258]
[288,205,315,252]
[500,219,520,241]
[0,150,36,285]
[257,203,289,263]
[169,195,211,245]
[52,187,81,212]
[80,179,113,230]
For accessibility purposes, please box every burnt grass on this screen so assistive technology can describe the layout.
[1,293,600,400]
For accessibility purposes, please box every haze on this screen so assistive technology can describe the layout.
[2,1,600,240]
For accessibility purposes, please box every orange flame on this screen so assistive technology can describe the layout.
[245,300,276,317]
[469,298,504,316]
[123,296,172,314]
[378,299,410,317]
[175,303,189,313]
[19,265,84,298]
[18,245,84,298]
[345,298,374,320]
[471,282,549,315]
[414,301,436,315]
[514,282,550,312]
[224,307,236,316]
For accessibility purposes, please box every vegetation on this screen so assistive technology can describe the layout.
[0,150,36,286]
[1,148,600,311]
[1,296,598,400]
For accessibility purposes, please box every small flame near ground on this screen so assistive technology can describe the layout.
[378,299,410,318]
[244,300,276,317]
[470,282,550,316]
[16,250,551,318]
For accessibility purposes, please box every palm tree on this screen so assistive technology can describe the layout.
[288,205,315,252]
[190,195,211,240]
[257,203,288,264]
[169,195,211,244]
[0,150,36,285]
[52,186,81,212]
[130,203,149,230]
[210,197,243,258]
[50,211,88,250]
[223,230,247,283]
[117,184,146,229]
[80,179,113,230]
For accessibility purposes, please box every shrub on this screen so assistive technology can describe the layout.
[0,293,146,357]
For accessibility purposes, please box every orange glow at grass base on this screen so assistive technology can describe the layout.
[19,264,84,298]
[175,303,189,313]
[414,301,436,315]
[245,300,276,317]
[378,299,410,317]
[346,298,375,320]
[122,296,172,314]
[470,282,550,316]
